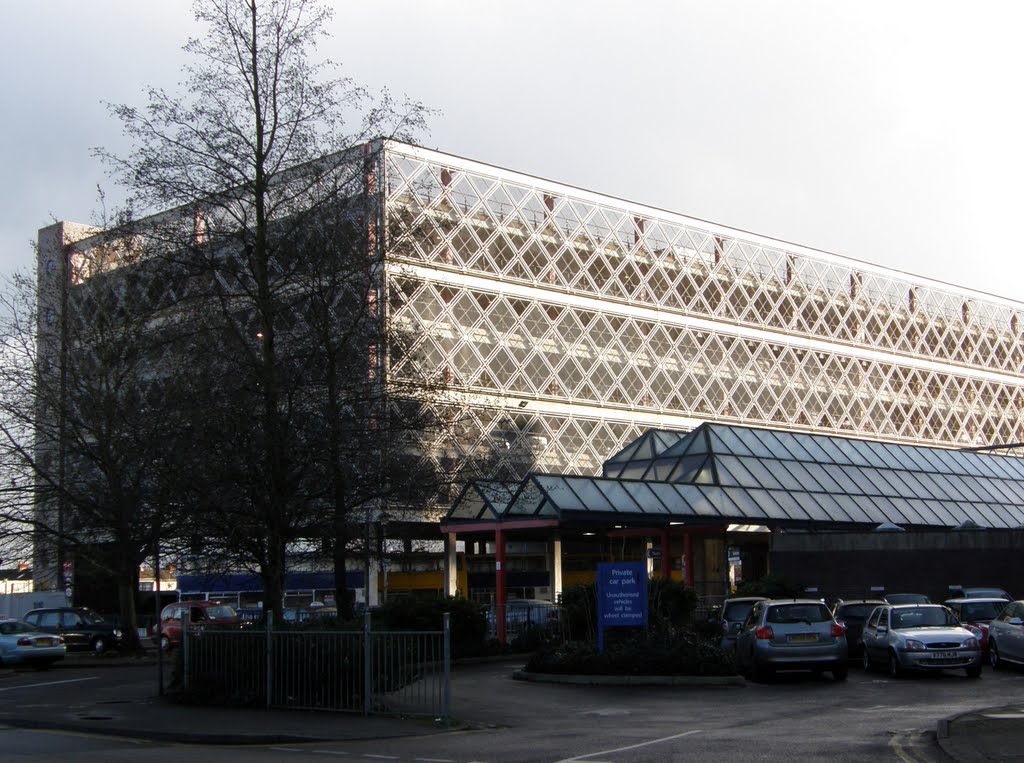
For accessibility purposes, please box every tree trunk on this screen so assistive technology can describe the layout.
[117,567,140,652]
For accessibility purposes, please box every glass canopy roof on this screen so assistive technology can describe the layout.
[446,480,520,521]
[444,423,1024,530]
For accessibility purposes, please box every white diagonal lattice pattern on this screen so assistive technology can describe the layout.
[381,144,1024,480]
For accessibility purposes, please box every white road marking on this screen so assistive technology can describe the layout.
[0,676,99,692]
[272,748,456,762]
[553,729,703,762]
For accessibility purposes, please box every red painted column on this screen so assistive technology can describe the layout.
[684,532,694,587]
[495,526,507,643]
[660,530,671,579]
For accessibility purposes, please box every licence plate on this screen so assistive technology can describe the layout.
[929,651,960,659]
[789,634,817,643]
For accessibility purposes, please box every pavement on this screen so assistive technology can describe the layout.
[0,651,1019,759]
[0,652,451,745]
[937,705,1024,762]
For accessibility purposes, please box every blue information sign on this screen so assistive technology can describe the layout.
[596,562,648,652]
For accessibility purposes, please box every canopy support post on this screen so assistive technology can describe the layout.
[550,533,563,602]
[684,532,694,588]
[495,525,507,643]
[660,530,671,579]
[444,532,458,597]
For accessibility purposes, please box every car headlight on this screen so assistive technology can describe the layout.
[112,629,123,639]
[903,638,926,652]
[963,637,979,649]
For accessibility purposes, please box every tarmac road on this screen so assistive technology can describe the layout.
[0,656,1021,761]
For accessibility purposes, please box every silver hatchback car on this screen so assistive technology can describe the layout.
[735,599,848,682]
[860,604,981,678]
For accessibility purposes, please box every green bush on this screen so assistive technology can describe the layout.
[649,578,697,626]
[375,595,489,659]
[510,623,560,653]
[560,583,599,641]
[560,579,698,642]
[525,631,735,677]
[734,574,805,599]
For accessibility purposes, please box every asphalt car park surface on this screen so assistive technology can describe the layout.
[0,657,1023,761]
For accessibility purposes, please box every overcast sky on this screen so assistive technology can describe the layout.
[4,1,1024,302]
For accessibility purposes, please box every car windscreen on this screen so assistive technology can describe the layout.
[205,606,237,620]
[79,610,107,625]
[960,602,1006,621]
[836,604,877,620]
[766,604,831,624]
[722,601,758,621]
[885,594,930,604]
[965,589,1008,599]
[891,607,957,628]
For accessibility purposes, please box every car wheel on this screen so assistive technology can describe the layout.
[833,664,848,682]
[862,649,871,672]
[888,652,904,679]
[92,637,108,655]
[734,654,748,678]
[990,641,1003,670]
[966,664,982,679]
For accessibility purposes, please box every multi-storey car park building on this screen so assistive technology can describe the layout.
[38,140,1024,607]
[384,141,1024,456]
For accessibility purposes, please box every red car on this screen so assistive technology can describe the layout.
[945,597,1008,655]
[149,601,241,650]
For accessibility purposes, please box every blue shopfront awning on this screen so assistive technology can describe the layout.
[177,571,365,595]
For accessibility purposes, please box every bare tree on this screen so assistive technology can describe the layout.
[92,0,430,621]
[0,219,200,650]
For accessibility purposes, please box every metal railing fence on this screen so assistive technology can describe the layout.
[484,601,562,639]
[177,611,450,721]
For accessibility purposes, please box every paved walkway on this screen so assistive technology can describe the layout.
[937,704,1024,762]
[0,653,446,745]
[0,652,1019,759]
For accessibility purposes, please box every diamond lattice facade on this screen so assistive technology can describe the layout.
[382,141,1024,494]
[38,140,1024,602]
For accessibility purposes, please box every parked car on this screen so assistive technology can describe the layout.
[944,597,1008,655]
[987,599,1024,670]
[734,599,848,682]
[716,596,768,650]
[484,599,559,634]
[23,607,123,654]
[860,604,981,678]
[947,586,1012,601]
[882,593,931,605]
[832,599,885,658]
[0,619,66,669]
[149,601,241,650]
